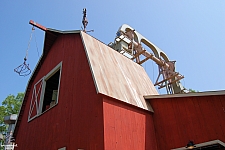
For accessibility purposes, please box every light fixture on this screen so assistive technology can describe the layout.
[186,141,196,149]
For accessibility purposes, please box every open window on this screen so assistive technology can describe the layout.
[28,62,62,121]
[40,62,62,113]
[41,69,60,112]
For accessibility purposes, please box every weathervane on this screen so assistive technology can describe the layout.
[82,8,94,33]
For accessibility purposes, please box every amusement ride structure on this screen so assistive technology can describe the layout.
[109,24,186,94]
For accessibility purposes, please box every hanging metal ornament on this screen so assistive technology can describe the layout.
[14,27,35,76]
[14,58,31,76]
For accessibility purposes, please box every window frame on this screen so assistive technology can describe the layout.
[39,62,62,113]
[28,62,62,122]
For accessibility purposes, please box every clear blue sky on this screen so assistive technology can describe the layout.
[0,1,225,103]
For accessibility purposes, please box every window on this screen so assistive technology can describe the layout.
[41,69,60,112]
[28,62,62,121]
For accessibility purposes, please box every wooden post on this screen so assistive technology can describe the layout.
[29,20,47,31]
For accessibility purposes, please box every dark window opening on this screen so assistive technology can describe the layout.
[42,69,60,112]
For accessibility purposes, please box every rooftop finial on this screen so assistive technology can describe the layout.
[82,8,94,33]
[82,8,88,33]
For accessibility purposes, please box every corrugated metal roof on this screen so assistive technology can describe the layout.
[81,31,158,111]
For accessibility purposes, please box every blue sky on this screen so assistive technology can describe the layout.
[0,1,225,103]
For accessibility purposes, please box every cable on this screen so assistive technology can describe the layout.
[33,28,40,58]
[25,26,35,60]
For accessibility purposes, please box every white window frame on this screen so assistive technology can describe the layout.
[28,77,44,121]
[28,62,62,122]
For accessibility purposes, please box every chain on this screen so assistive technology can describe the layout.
[25,26,35,61]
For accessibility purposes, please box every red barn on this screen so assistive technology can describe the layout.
[13,22,225,150]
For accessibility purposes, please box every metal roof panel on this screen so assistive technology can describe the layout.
[81,31,158,111]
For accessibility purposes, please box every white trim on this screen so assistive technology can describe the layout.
[45,62,62,81]
[171,140,225,150]
[80,32,99,94]
[28,77,44,121]
[144,90,225,100]
[38,79,46,114]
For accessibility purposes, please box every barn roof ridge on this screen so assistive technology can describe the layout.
[47,28,80,34]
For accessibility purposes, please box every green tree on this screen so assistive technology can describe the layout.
[0,93,24,134]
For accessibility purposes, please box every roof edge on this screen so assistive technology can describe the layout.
[80,31,99,94]
[47,28,81,34]
[100,93,154,113]
[144,90,225,99]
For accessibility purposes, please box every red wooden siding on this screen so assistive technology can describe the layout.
[15,34,104,150]
[149,95,225,150]
[103,95,158,150]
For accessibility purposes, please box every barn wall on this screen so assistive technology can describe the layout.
[15,34,104,150]
[103,95,158,150]
[149,95,225,150]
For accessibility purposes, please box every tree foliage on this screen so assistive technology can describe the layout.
[0,93,24,134]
